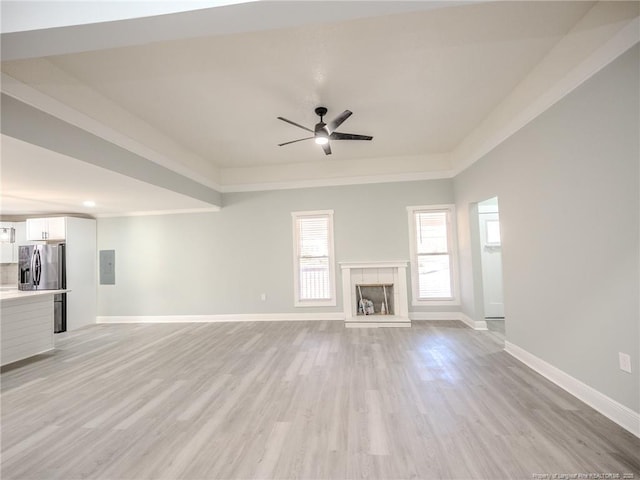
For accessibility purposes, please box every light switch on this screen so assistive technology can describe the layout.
[619,352,632,373]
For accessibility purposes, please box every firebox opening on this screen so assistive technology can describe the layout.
[356,284,394,316]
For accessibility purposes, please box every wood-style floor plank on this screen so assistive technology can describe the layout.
[1,320,638,479]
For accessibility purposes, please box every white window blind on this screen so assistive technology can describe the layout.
[408,206,458,303]
[293,211,335,305]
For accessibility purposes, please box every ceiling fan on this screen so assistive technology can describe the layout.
[277,107,373,155]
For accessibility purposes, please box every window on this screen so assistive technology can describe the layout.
[292,210,336,306]
[408,205,459,305]
[485,219,501,246]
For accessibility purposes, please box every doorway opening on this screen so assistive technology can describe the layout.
[477,197,505,340]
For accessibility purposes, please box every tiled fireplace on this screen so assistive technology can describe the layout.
[340,261,410,327]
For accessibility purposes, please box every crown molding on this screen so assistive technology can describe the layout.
[95,207,220,218]
[218,169,454,193]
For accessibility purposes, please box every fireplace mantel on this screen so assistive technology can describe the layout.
[339,261,410,328]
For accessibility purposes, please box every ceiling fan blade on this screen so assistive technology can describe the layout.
[328,110,352,132]
[330,132,373,141]
[322,142,332,155]
[277,117,314,133]
[278,137,314,146]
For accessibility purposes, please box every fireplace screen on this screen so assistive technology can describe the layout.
[356,284,394,316]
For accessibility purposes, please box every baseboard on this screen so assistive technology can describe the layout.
[96,312,345,324]
[459,312,488,330]
[505,341,640,438]
[99,311,490,328]
[345,322,411,328]
[410,311,459,321]
[410,311,488,330]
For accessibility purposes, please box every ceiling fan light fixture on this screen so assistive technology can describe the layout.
[314,123,329,145]
[277,106,372,155]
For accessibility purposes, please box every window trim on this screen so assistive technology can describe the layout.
[292,210,336,307]
[407,204,460,306]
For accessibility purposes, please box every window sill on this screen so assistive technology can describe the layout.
[411,299,460,307]
[295,299,337,308]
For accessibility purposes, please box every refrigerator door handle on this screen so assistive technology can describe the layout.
[29,249,36,287]
[34,249,42,286]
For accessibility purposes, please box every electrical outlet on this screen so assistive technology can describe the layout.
[260,293,267,301]
[618,352,632,373]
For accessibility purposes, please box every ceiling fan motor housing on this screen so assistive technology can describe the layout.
[314,122,328,135]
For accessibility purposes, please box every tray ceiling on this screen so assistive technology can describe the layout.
[1,1,638,214]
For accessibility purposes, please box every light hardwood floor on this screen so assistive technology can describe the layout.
[1,321,638,479]
[485,319,505,343]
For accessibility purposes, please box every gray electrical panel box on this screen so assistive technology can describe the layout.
[99,250,115,285]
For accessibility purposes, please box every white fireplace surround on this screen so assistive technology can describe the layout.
[340,261,410,327]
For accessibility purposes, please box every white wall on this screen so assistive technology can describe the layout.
[454,46,639,412]
[97,179,454,317]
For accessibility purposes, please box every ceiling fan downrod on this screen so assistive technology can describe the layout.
[314,106,328,123]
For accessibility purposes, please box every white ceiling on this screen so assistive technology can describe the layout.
[1,1,638,216]
[44,1,596,166]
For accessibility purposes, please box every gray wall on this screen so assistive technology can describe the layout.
[454,46,639,412]
[97,179,453,316]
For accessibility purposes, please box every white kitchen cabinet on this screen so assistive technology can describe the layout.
[47,217,66,240]
[26,217,66,241]
[1,292,58,366]
[25,218,45,241]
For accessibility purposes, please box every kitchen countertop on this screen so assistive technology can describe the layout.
[0,288,68,302]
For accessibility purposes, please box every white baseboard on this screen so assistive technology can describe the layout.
[345,322,411,328]
[505,341,640,438]
[410,311,459,321]
[99,311,491,329]
[410,311,488,330]
[459,312,488,330]
[96,312,345,324]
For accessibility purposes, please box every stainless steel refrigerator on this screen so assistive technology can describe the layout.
[18,244,67,333]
